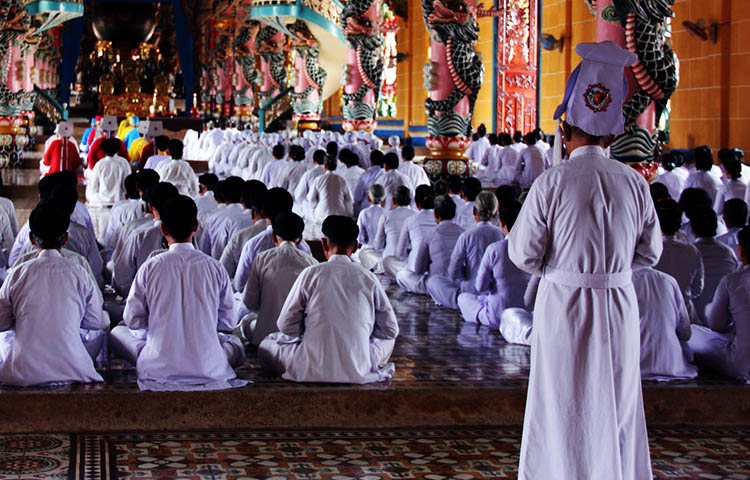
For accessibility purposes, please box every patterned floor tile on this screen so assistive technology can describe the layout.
[55,427,750,480]
[0,434,70,479]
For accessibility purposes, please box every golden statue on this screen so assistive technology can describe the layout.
[99,72,115,95]
[153,73,170,97]
[121,58,142,94]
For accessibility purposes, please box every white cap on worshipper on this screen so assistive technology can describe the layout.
[100,115,118,133]
[388,135,400,147]
[56,121,73,138]
[138,120,164,138]
[552,41,637,165]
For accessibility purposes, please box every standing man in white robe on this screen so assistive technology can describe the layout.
[258,216,399,383]
[110,195,246,391]
[398,145,430,190]
[508,42,661,480]
[85,138,132,237]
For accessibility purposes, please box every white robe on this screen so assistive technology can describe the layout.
[219,219,268,280]
[374,206,415,259]
[508,146,662,480]
[100,199,144,250]
[693,238,740,324]
[397,220,463,294]
[519,144,547,187]
[258,254,398,383]
[85,155,131,207]
[398,161,431,190]
[112,221,164,297]
[0,250,106,386]
[156,159,199,198]
[714,178,746,213]
[243,241,318,345]
[307,171,354,238]
[655,235,705,322]
[234,226,312,292]
[632,267,697,381]
[117,243,247,391]
[655,170,686,201]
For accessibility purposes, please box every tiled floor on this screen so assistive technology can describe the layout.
[1,427,750,479]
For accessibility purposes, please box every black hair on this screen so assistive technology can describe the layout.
[155,135,170,152]
[340,149,357,167]
[434,195,457,220]
[102,138,121,157]
[242,179,267,210]
[223,176,245,203]
[498,200,522,230]
[393,185,411,206]
[322,215,359,248]
[370,150,384,167]
[723,198,748,228]
[739,226,750,260]
[476,124,487,137]
[168,139,184,160]
[725,158,742,181]
[124,173,140,199]
[495,184,519,205]
[415,184,434,210]
[447,175,463,195]
[272,211,305,241]
[383,152,399,170]
[289,145,305,162]
[488,133,498,146]
[198,173,219,189]
[272,144,286,160]
[402,145,415,161]
[313,149,326,165]
[325,154,338,171]
[513,131,523,143]
[694,146,713,172]
[649,182,671,203]
[679,188,713,220]
[500,133,513,146]
[160,195,198,241]
[143,182,179,213]
[656,199,683,235]
[29,202,69,249]
[137,169,160,193]
[661,152,677,172]
[462,177,482,202]
[326,141,339,157]
[690,207,718,238]
[262,187,294,221]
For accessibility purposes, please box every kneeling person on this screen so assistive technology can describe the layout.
[110,195,247,391]
[259,216,399,383]
[0,204,107,386]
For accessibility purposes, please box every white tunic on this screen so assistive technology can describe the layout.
[0,250,106,386]
[713,178,746,212]
[395,209,436,261]
[100,199,144,250]
[0,197,18,238]
[508,146,661,480]
[655,235,704,319]
[339,165,366,199]
[685,170,723,205]
[262,255,399,383]
[447,221,505,294]
[123,243,246,391]
[374,206,415,258]
[156,159,199,198]
[693,238,740,324]
[112,221,164,297]
[716,226,741,258]
[496,147,522,185]
[143,154,171,171]
[398,161,431,190]
[85,155,131,207]
[353,166,384,213]
[519,144,547,187]
[632,267,697,381]
[357,205,385,249]
[275,162,309,193]
[195,191,219,217]
[210,206,253,259]
[219,219,268,279]
[308,171,354,219]
[243,241,318,345]
[655,170,686,201]
[234,226,312,292]
[412,220,464,277]
[380,169,411,210]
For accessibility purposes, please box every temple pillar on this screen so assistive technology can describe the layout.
[289,21,327,131]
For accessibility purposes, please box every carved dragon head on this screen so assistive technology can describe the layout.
[424,0,479,44]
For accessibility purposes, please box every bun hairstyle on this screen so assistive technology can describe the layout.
[474,191,499,221]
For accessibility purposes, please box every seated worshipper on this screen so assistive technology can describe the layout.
[654,199,704,323]
[446,175,467,210]
[53,170,96,237]
[197,177,245,255]
[219,181,268,278]
[307,154,354,239]
[650,182,672,205]
[395,195,464,295]
[258,215,399,383]
[383,185,436,280]
[195,173,219,216]
[210,180,255,259]
[0,203,107,386]
[142,135,172,171]
[355,184,386,271]
[457,200,531,327]
[475,134,502,186]
[112,182,179,297]
[240,212,318,346]
[105,170,158,260]
[685,146,723,206]
[399,145,431,190]
[338,149,366,198]
[496,133,523,185]
[274,145,308,192]
[381,152,411,210]
[519,132,547,188]
[688,226,750,381]
[715,157,747,214]
[294,149,326,220]
[42,121,81,176]
[87,116,129,169]
[465,124,489,163]
[234,188,312,292]
[679,187,727,242]
[110,195,246,391]
[691,207,740,325]
[716,198,748,255]
[428,192,504,310]
[360,186,414,272]
[455,177,483,229]
[156,139,199,198]
[353,150,385,214]
[495,184,521,207]
[656,152,686,202]
[85,138,132,236]
[632,266,697,381]
[498,275,540,346]
[260,144,288,187]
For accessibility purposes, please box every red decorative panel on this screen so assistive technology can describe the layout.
[495,0,538,135]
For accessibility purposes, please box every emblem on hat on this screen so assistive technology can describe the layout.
[584,83,612,113]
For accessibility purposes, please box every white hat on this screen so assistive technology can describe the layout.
[56,121,73,138]
[101,116,118,133]
[554,41,637,137]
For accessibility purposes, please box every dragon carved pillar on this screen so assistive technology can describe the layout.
[233,24,260,126]
[289,21,327,131]
[593,0,678,181]
[421,0,484,178]
[256,26,287,112]
[340,0,383,132]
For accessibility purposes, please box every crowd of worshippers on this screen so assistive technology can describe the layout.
[1,121,749,390]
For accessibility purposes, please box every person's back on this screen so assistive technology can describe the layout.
[309,156,354,219]
[421,218,464,278]
[520,141,546,187]
[375,192,415,258]
[357,204,385,250]
[86,139,131,207]
[156,140,198,198]
[632,267,697,381]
